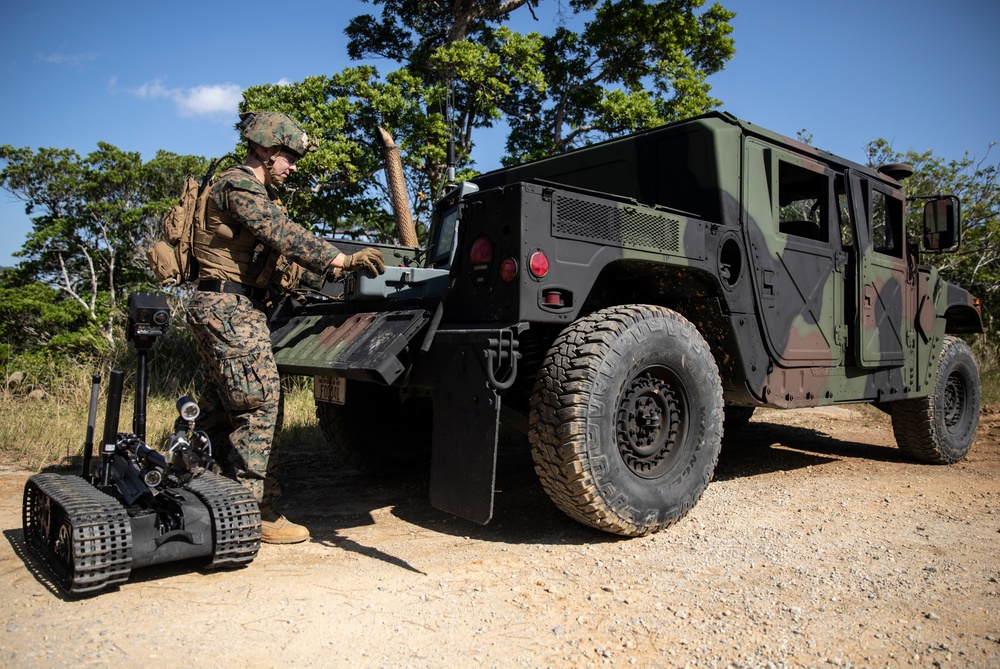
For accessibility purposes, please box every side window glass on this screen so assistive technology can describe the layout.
[777,160,830,242]
[871,189,904,257]
[836,173,852,247]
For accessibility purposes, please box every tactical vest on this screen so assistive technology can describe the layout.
[194,167,282,288]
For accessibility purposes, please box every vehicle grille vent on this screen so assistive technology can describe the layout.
[553,195,681,252]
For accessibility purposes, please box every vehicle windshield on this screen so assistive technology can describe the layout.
[429,205,459,267]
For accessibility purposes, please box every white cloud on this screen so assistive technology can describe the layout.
[176,84,243,117]
[38,52,97,69]
[124,78,243,119]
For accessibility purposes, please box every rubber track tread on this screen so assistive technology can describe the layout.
[22,473,132,595]
[185,472,261,568]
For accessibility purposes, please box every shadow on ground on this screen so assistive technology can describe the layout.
[278,417,911,547]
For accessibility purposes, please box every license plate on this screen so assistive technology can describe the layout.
[314,375,346,405]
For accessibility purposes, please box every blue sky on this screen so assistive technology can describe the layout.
[1,0,997,268]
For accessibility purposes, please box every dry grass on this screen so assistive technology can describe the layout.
[0,368,322,471]
[2,343,998,471]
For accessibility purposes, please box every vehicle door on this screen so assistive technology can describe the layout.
[847,172,912,368]
[744,139,845,367]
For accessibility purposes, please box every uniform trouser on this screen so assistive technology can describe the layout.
[187,291,283,508]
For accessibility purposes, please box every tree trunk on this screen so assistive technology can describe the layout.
[377,127,419,248]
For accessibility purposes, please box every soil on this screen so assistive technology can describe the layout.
[1,405,998,668]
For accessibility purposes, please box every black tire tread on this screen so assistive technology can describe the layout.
[890,336,980,464]
[529,305,723,536]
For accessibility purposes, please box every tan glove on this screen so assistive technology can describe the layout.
[343,247,386,275]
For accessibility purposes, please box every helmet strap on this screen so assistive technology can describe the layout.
[255,145,281,184]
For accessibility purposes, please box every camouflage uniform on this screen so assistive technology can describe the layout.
[188,163,340,507]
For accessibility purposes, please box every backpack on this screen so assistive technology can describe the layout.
[146,159,223,286]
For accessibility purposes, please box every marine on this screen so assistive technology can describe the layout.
[188,111,386,543]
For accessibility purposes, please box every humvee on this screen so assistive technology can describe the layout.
[270,111,983,536]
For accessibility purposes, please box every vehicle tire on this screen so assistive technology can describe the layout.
[529,305,724,536]
[723,406,756,432]
[315,381,432,474]
[890,336,980,464]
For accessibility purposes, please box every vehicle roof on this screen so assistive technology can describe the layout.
[474,110,900,188]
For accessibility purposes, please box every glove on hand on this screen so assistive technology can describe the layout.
[343,247,386,275]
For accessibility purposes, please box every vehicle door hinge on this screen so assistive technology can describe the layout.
[834,324,848,347]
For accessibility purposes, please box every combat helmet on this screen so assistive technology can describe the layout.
[239,111,315,157]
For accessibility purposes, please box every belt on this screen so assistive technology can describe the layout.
[197,280,269,304]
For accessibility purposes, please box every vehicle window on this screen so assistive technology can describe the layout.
[777,160,830,242]
[836,174,852,247]
[871,189,904,258]
[430,205,459,267]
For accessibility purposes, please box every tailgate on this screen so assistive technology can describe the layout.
[271,309,430,385]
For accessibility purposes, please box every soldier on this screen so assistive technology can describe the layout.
[188,111,386,544]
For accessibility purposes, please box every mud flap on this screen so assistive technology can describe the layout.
[429,346,501,525]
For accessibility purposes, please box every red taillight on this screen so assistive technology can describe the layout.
[469,236,493,267]
[543,290,564,306]
[528,251,549,278]
[500,257,518,282]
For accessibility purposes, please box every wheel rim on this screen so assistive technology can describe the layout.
[54,521,72,569]
[38,496,53,543]
[615,366,684,479]
[943,369,970,434]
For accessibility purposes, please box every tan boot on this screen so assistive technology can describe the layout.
[260,510,310,544]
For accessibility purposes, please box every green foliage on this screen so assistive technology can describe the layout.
[502,0,736,162]
[0,274,99,355]
[241,69,451,243]
[866,139,1000,341]
[244,0,735,240]
[0,144,210,343]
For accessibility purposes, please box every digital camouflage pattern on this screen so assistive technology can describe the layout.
[187,291,283,506]
[239,111,314,157]
[195,165,340,287]
[190,162,339,506]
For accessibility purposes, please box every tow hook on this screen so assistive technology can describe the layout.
[485,331,520,390]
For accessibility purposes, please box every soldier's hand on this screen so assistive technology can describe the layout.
[343,247,386,275]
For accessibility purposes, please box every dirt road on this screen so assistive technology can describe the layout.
[1,405,998,668]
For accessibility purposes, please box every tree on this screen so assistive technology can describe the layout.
[866,139,1000,336]
[241,69,451,244]
[0,144,208,345]
[0,272,96,358]
[243,0,735,242]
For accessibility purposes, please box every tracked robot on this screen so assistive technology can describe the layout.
[22,293,261,596]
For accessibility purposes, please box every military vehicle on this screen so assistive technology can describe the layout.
[271,111,983,536]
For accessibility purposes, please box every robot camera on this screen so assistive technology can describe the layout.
[127,292,170,345]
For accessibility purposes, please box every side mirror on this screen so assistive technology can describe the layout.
[922,196,960,251]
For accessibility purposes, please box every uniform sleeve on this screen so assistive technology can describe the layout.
[221,183,341,276]
[297,267,328,292]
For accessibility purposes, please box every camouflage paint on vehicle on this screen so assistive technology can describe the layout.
[269,111,983,533]
[453,112,983,409]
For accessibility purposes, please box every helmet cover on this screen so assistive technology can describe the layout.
[239,111,314,157]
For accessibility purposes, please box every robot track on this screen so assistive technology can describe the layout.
[22,473,132,596]
[22,471,261,596]
[184,471,261,568]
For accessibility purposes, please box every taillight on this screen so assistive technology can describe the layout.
[469,236,493,267]
[542,290,564,306]
[528,251,549,278]
[500,257,518,282]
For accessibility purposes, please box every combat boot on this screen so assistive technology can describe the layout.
[260,508,310,544]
